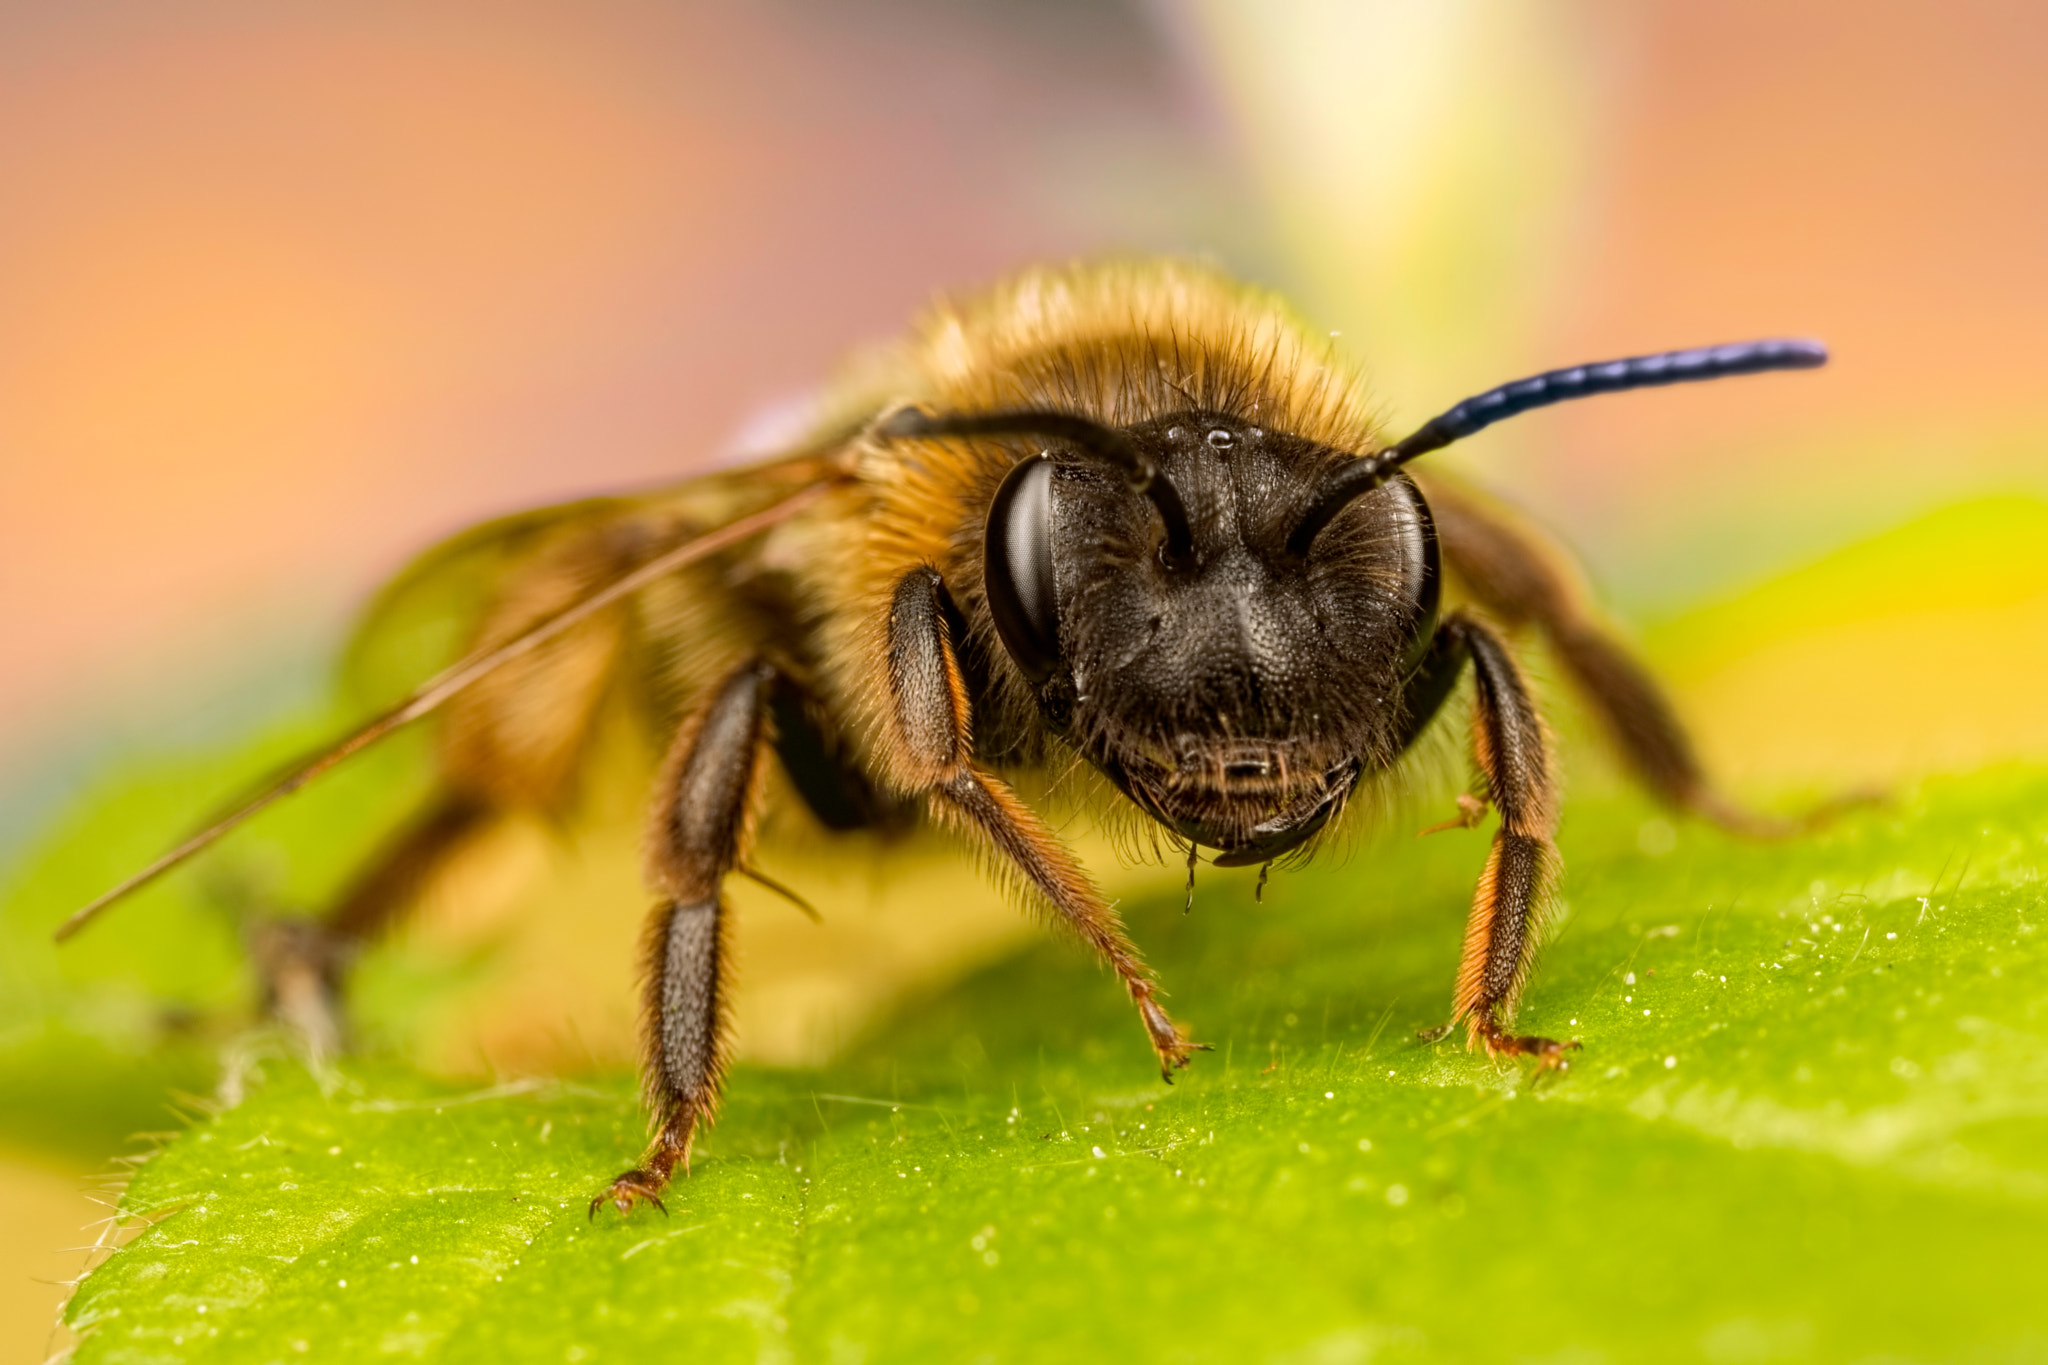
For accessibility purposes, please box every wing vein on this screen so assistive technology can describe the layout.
[54,475,844,943]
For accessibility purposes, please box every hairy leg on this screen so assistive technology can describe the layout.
[884,568,1204,1079]
[1424,613,1576,1066]
[256,527,633,1047]
[244,792,492,1057]
[326,794,495,942]
[594,660,774,1216]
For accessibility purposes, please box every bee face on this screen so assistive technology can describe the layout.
[994,415,1440,863]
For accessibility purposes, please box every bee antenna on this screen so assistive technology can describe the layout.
[879,406,1195,563]
[1289,338,1828,556]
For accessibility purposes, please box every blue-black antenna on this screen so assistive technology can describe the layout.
[1290,338,1827,555]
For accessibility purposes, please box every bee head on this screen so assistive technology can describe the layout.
[880,404,1437,863]
[985,414,1435,863]
[880,334,1826,865]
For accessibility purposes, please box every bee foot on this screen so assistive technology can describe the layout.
[246,917,351,1063]
[1483,1029,1581,1075]
[1135,992,1207,1078]
[589,1170,671,1219]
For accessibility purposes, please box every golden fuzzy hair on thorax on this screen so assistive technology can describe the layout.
[903,259,1388,455]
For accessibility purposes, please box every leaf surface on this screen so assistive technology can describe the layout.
[58,769,2048,1364]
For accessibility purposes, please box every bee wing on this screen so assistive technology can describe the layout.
[340,493,640,708]
[340,442,855,708]
[54,452,851,944]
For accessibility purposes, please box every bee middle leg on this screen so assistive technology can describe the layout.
[594,659,775,1217]
[884,568,1204,1080]
[1416,613,1577,1066]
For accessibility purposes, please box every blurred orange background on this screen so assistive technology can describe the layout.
[5,0,2046,812]
[3,2,2045,1355]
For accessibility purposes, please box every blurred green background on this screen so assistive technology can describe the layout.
[3,0,2046,1359]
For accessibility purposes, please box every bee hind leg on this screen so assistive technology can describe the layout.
[245,916,348,1063]
[248,793,492,1060]
[595,659,775,1218]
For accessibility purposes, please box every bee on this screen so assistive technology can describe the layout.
[58,260,1827,1217]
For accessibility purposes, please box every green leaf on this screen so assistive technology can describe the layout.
[0,703,437,1165]
[60,767,2048,1364]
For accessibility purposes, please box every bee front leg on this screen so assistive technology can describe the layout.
[1426,613,1578,1069]
[884,569,1204,1080]
[594,660,775,1218]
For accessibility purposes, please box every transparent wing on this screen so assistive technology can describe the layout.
[55,446,853,944]
[340,444,851,710]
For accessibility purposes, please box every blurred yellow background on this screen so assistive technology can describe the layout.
[3,1,2044,1356]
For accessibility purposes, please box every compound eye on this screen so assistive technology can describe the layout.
[983,454,1061,684]
[1384,474,1442,674]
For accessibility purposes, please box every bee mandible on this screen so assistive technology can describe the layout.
[58,261,1827,1217]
